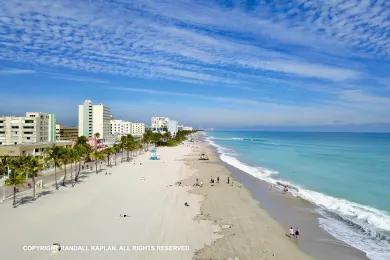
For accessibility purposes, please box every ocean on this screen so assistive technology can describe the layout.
[205,131,390,260]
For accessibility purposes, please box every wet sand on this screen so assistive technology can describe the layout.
[183,139,312,259]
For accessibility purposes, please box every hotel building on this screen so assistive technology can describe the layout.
[78,100,112,142]
[131,122,145,136]
[111,120,131,136]
[151,117,169,132]
[0,112,56,146]
[111,120,145,137]
[151,117,179,136]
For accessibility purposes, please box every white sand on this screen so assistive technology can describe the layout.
[0,145,220,260]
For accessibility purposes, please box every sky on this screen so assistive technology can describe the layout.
[0,0,390,131]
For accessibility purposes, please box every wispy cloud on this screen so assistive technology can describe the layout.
[0,68,35,75]
[0,0,366,86]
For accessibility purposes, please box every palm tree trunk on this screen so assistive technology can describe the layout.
[32,176,36,200]
[75,161,81,182]
[13,186,16,208]
[62,163,67,186]
[70,163,74,187]
[54,165,58,190]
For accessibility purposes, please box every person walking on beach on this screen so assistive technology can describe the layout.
[295,228,300,239]
[227,177,230,184]
[217,176,219,183]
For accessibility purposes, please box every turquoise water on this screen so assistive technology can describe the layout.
[206,131,390,259]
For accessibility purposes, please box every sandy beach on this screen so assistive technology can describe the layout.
[1,135,318,260]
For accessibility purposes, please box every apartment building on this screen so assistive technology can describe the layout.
[78,100,112,142]
[111,120,145,137]
[151,117,169,132]
[111,120,131,135]
[131,122,145,136]
[0,112,56,146]
[151,117,179,136]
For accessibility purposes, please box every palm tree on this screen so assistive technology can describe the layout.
[6,157,26,207]
[103,147,113,167]
[25,156,44,200]
[45,145,63,190]
[112,144,121,166]
[122,135,136,161]
[142,130,153,151]
[0,156,11,177]
[68,147,77,187]
[91,150,104,174]
[74,144,89,182]
[60,147,71,186]
[151,132,163,147]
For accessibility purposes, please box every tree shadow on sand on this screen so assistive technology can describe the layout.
[16,190,54,207]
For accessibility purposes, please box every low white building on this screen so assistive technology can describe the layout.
[111,120,145,137]
[111,120,131,136]
[131,122,145,136]
[0,112,56,146]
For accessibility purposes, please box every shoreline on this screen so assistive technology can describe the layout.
[184,136,312,259]
[196,134,368,259]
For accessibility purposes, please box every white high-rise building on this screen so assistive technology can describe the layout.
[0,112,56,145]
[78,100,112,142]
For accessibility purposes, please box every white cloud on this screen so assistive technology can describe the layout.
[0,0,364,85]
[0,68,35,75]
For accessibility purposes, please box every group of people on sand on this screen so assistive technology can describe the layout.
[288,226,300,239]
[194,176,232,187]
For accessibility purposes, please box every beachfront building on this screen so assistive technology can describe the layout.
[131,122,145,137]
[0,112,56,146]
[111,120,145,138]
[78,100,113,143]
[151,117,169,133]
[56,124,78,141]
[151,117,180,136]
[111,119,131,136]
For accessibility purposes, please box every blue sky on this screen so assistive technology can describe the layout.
[0,0,390,131]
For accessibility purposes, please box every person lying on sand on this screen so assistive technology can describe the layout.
[120,214,130,218]
[184,202,190,207]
